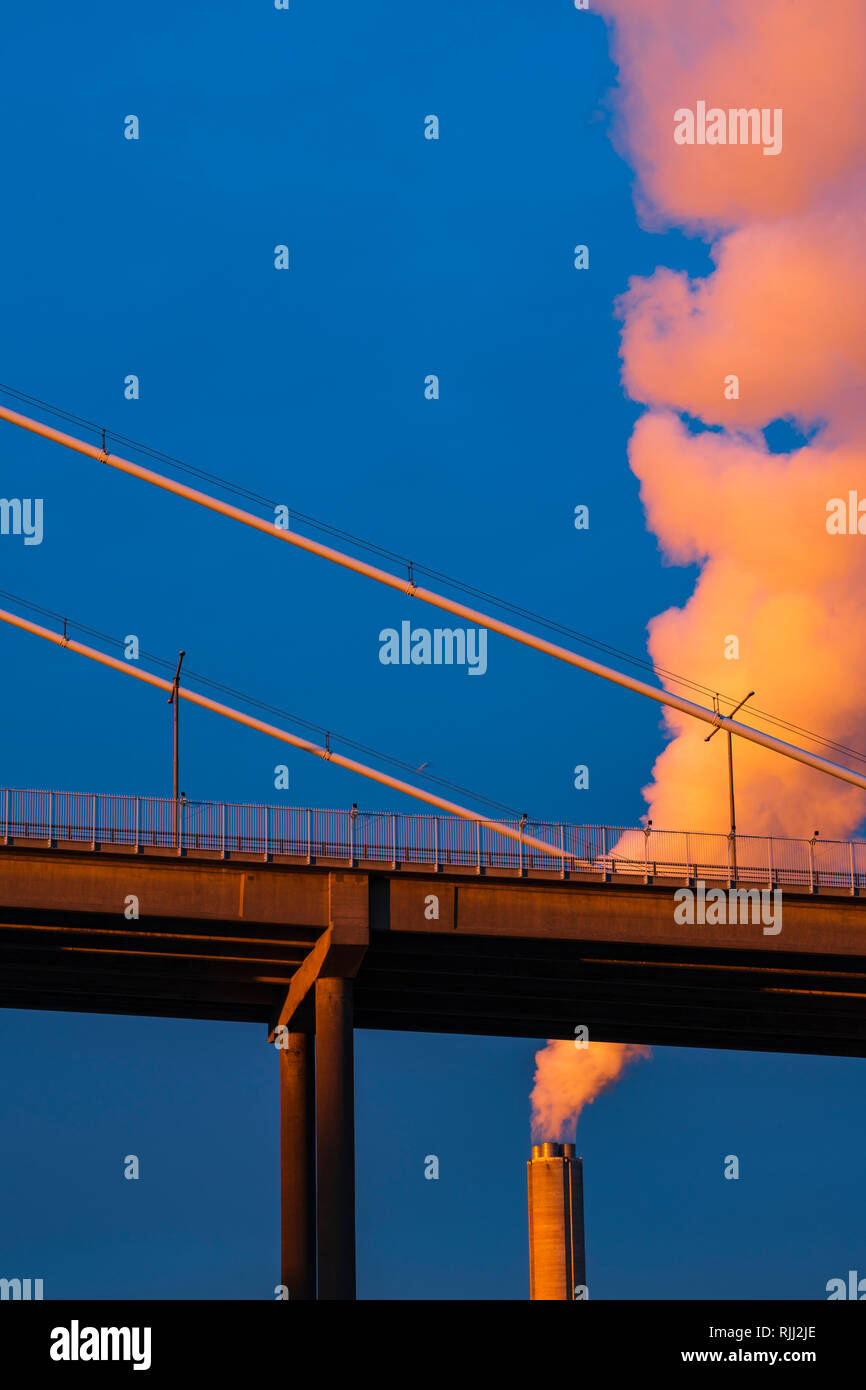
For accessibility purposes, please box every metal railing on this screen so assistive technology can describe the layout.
[1,787,865,892]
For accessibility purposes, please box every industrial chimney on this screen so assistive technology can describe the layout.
[527,1142,586,1300]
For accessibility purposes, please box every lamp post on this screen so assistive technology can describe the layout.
[706,690,755,881]
[168,650,185,845]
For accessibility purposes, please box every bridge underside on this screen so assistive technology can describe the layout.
[356,932,866,1058]
[3,845,866,1297]
[0,915,863,1057]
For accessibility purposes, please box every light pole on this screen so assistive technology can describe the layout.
[706,690,755,881]
[168,650,185,844]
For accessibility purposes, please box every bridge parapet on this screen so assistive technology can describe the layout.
[2,786,865,894]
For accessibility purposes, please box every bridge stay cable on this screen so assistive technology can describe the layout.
[3,382,863,767]
[0,587,520,818]
[2,401,866,795]
[0,604,576,866]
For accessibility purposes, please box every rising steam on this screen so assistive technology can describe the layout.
[530,1040,651,1142]
[593,0,866,839]
[530,3,862,1145]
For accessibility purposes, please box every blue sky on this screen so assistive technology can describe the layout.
[0,0,861,1299]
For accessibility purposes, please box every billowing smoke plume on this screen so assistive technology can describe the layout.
[530,1040,651,1142]
[594,0,866,839]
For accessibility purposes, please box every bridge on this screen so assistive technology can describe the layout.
[3,785,866,1297]
[2,394,866,1300]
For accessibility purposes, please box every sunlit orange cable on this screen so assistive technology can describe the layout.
[0,605,574,865]
[3,400,866,793]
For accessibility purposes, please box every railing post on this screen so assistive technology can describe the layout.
[809,833,816,894]
[392,813,397,870]
[265,805,270,861]
[560,822,566,880]
[476,821,481,874]
[767,836,773,890]
[850,840,856,897]
[221,803,226,859]
[135,798,140,853]
[178,797,184,856]
[601,825,608,880]
[48,791,52,846]
[434,816,439,872]
[92,793,97,851]
[307,808,311,864]
[684,831,691,884]
[2,787,7,845]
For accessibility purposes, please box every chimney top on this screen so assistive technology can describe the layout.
[531,1141,578,1160]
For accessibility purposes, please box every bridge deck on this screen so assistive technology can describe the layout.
[1,834,865,1056]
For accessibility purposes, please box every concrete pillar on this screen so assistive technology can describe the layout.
[280,1031,316,1300]
[315,976,356,1300]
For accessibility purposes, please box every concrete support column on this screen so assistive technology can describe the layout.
[315,976,356,1300]
[280,1031,316,1300]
